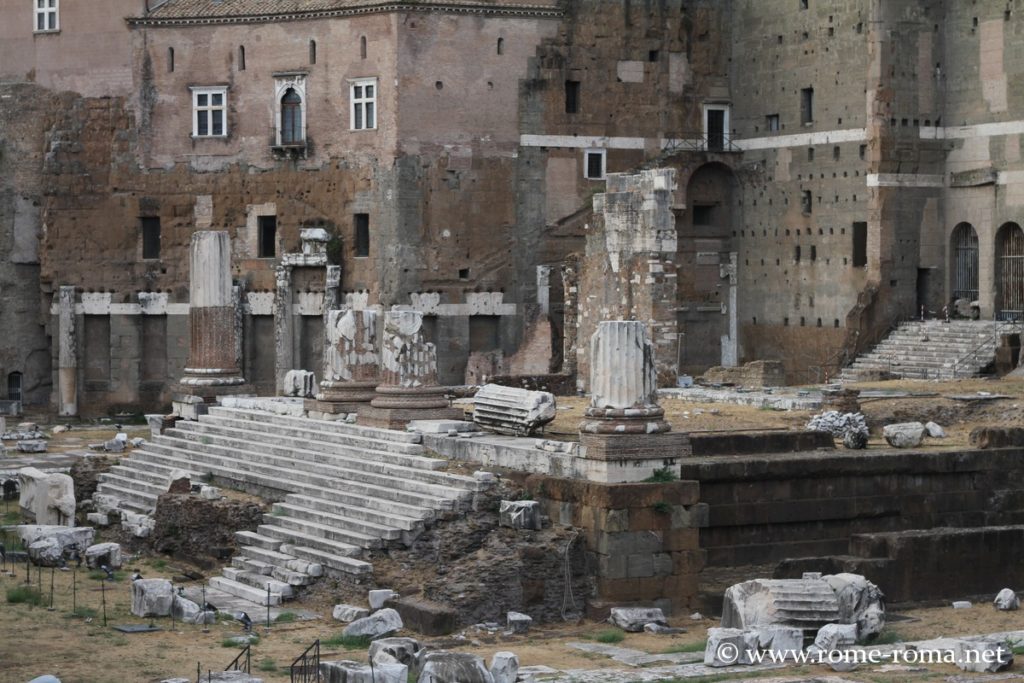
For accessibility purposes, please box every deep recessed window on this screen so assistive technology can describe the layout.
[795,245,802,262]
[852,221,867,267]
[168,47,175,72]
[833,145,840,160]
[350,78,377,130]
[800,0,808,8]
[354,214,370,257]
[34,0,58,32]
[648,50,659,62]
[807,147,815,161]
[766,114,780,132]
[800,87,814,124]
[141,217,161,260]
[584,149,606,179]
[238,46,245,71]
[497,37,505,55]
[802,190,812,214]
[859,144,867,160]
[192,87,227,137]
[258,215,277,258]
[458,268,470,280]
[565,80,580,114]
[360,36,367,59]
[309,40,316,65]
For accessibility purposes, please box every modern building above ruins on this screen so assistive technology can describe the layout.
[3,0,1024,415]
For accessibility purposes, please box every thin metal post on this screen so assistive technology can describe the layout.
[266,585,271,628]
[47,566,55,611]
[72,565,77,613]
[101,577,108,627]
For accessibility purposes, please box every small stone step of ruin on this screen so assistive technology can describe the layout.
[208,576,283,606]
[280,544,373,577]
[271,502,410,541]
[283,493,429,530]
[210,406,424,446]
[262,515,387,549]
[221,568,295,598]
[271,565,313,587]
[472,384,557,436]
[234,530,283,551]
[259,523,368,556]
[93,482,158,513]
[237,544,299,567]
[231,556,275,576]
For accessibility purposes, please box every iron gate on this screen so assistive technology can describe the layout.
[951,222,979,302]
[997,222,1024,320]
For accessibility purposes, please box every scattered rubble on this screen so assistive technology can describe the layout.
[84,542,123,569]
[883,422,926,448]
[472,383,557,436]
[924,421,947,438]
[321,660,406,683]
[953,601,973,609]
[609,607,668,633]
[498,500,542,531]
[342,608,403,639]
[131,578,175,617]
[369,589,398,610]
[806,411,868,447]
[506,611,532,634]
[417,652,493,683]
[489,652,519,683]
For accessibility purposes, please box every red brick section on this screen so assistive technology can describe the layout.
[518,474,707,616]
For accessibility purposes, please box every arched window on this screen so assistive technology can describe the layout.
[168,47,175,72]
[360,36,367,59]
[280,88,303,145]
[238,45,246,71]
[7,371,22,402]
[950,222,979,302]
[497,37,505,55]
[997,222,1024,319]
[309,40,316,65]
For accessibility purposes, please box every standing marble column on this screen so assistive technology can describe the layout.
[358,308,461,429]
[577,320,688,483]
[179,231,245,389]
[57,285,78,417]
[316,307,380,411]
[580,320,669,434]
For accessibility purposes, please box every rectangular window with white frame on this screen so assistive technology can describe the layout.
[350,78,377,131]
[34,0,58,32]
[584,149,606,180]
[191,87,228,138]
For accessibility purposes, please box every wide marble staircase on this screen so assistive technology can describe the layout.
[94,406,485,605]
[840,320,1012,381]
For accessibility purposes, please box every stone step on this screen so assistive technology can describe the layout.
[283,493,428,530]
[232,556,275,576]
[97,472,168,497]
[234,531,284,551]
[131,445,467,512]
[258,523,366,558]
[106,465,174,486]
[176,416,444,470]
[167,423,469,489]
[93,482,158,512]
[221,568,295,598]
[280,543,373,577]
[148,435,480,501]
[272,502,417,539]
[208,575,283,606]
[263,513,387,549]
[208,406,424,447]
[271,565,313,587]
[237,544,299,566]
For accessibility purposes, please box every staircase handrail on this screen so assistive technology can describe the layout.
[951,318,1023,378]
[290,638,321,683]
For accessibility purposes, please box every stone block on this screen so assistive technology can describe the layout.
[85,542,122,569]
[18,469,75,525]
[283,370,317,398]
[17,440,47,453]
[489,652,518,683]
[704,627,759,666]
[994,588,1020,611]
[368,637,421,669]
[369,589,398,610]
[626,553,655,578]
[969,426,1024,449]
[18,525,94,566]
[332,604,369,622]
[321,661,407,683]
[506,611,532,634]
[883,422,925,448]
[131,578,174,617]
[341,608,403,639]
[498,500,542,530]
[954,639,1014,673]
[417,652,493,683]
[384,596,457,636]
[609,607,667,632]
[472,383,556,436]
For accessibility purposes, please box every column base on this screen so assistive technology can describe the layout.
[172,382,254,405]
[317,380,378,404]
[576,431,691,483]
[304,399,367,415]
[358,404,465,431]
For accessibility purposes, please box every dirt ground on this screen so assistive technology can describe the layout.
[4,377,1024,681]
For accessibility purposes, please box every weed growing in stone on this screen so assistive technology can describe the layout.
[6,586,43,606]
[322,633,372,650]
[594,628,625,644]
[644,468,678,483]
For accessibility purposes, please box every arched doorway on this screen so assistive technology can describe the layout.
[676,163,737,375]
[950,222,979,302]
[7,371,22,402]
[996,222,1024,319]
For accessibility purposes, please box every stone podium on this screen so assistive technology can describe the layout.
[312,307,381,414]
[577,320,689,482]
[358,309,462,429]
[175,231,250,403]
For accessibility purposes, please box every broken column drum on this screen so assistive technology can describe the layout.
[370,309,448,410]
[580,320,670,434]
[318,307,380,404]
[179,231,245,388]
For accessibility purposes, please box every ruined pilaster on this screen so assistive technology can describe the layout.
[273,264,294,395]
[179,231,245,390]
[358,308,462,429]
[57,285,77,417]
[720,253,738,367]
[577,321,688,483]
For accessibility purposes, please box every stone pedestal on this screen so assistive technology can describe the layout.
[176,231,249,402]
[578,321,687,482]
[358,309,462,430]
[57,285,78,417]
[314,307,380,413]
